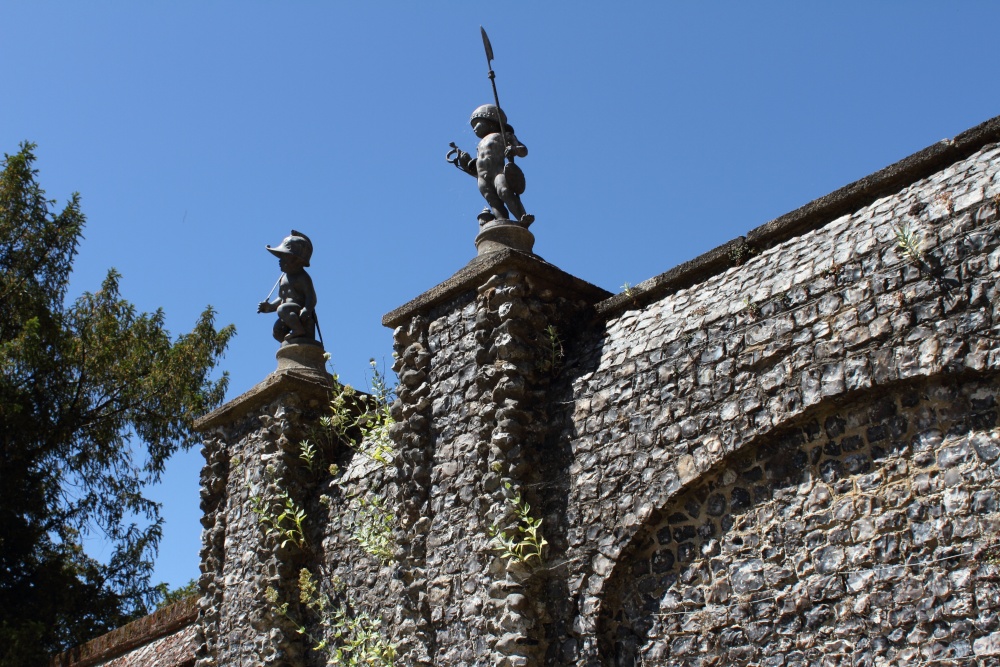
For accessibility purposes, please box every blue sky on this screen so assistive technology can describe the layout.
[2,2,998,592]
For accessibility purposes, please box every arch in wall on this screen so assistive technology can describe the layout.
[595,371,1000,666]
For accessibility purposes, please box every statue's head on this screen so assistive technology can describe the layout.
[266,229,313,268]
[470,104,506,129]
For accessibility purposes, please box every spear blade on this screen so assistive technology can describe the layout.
[480,26,495,64]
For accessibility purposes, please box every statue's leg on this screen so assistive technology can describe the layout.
[276,303,306,339]
[495,174,531,224]
[272,319,291,342]
[479,177,510,221]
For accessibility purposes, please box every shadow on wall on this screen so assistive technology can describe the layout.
[598,372,1000,666]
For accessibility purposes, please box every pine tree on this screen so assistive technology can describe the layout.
[0,143,235,664]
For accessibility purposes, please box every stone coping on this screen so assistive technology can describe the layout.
[596,113,1000,317]
[49,596,198,667]
[194,368,333,432]
[381,248,612,329]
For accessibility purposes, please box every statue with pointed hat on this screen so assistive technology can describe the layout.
[257,230,320,346]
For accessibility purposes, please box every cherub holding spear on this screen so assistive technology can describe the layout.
[446,27,534,226]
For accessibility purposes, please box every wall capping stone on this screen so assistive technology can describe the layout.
[596,112,1000,318]
[193,368,333,432]
[381,248,611,329]
[48,596,198,667]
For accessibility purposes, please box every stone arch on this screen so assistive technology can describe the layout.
[595,371,1000,666]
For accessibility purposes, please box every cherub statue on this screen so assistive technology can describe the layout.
[257,230,319,345]
[447,104,533,226]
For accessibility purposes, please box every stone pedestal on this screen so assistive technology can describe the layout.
[475,220,535,256]
[275,342,328,380]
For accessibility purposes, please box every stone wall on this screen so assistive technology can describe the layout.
[194,370,337,666]
[186,114,1000,666]
[49,596,197,667]
[551,120,1000,666]
[599,375,999,665]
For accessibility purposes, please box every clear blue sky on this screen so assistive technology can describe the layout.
[2,2,998,592]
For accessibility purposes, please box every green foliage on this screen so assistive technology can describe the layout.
[894,221,925,264]
[154,578,199,609]
[0,143,234,663]
[267,570,396,666]
[299,439,320,474]
[322,359,397,467]
[728,241,756,266]
[544,324,564,374]
[250,484,308,550]
[348,495,395,564]
[983,538,1000,566]
[321,361,398,562]
[488,483,548,566]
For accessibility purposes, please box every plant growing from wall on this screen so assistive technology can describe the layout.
[249,480,308,550]
[298,439,321,474]
[540,324,564,376]
[347,494,396,564]
[246,361,401,660]
[266,569,396,666]
[232,451,310,552]
[728,241,755,266]
[488,483,548,567]
[318,360,399,563]
[983,536,1000,565]
[894,222,925,264]
[322,359,397,467]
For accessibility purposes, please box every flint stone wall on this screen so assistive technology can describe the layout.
[189,115,1000,667]
[49,597,197,667]
[194,372,338,667]
[383,117,1000,665]
[556,128,1000,666]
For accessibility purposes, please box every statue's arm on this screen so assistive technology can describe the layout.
[257,297,279,314]
[447,142,478,176]
[506,133,527,159]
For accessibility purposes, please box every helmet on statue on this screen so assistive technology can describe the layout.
[266,230,313,267]
[469,104,507,128]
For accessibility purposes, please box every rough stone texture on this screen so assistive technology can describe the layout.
[49,597,197,667]
[553,135,1000,666]
[97,624,198,667]
[192,363,403,667]
[193,371,335,667]
[381,125,1000,665]
[602,376,1000,665]
[65,115,1000,666]
[386,264,605,666]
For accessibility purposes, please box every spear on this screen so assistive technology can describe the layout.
[263,274,281,302]
[480,26,511,160]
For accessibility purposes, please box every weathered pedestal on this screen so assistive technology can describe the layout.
[475,220,535,256]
